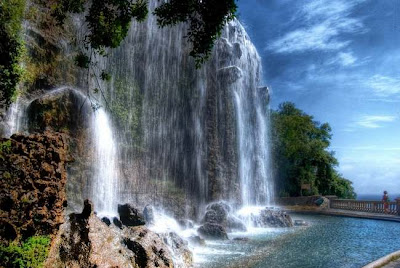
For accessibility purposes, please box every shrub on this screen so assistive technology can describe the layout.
[0,236,51,268]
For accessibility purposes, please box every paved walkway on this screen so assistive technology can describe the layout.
[282,206,400,222]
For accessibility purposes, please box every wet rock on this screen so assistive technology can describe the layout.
[113,217,123,229]
[160,232,193,267]
[101,217,111,226]
[143,205,155,225]
[46,202,139,268]
[118,203,146,227]
[188,236,206,246]
[253,209,294,228]
[178,219,194,230]
[202,201,247,232]
[233,237,249,242]
[217,66,243,84]
[226,216,247,232]
[0,131,70,243]
[294,220,308,226]
[198,223,228,240]
[125,226,192,268]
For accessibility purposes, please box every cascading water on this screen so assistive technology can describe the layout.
[91,108,120,216]
[88,0,275,216]
[1,0,274,220]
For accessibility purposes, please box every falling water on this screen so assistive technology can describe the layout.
[2,98,27,137]
[91,108,120,216]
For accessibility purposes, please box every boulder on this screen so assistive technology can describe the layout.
[198,223,228,240]
[101,217,111,226]
[252,209,294,228]
[143,205,155,225]
[188,236,206,246]
[178,219,194,229]
[118,203,146,227]
[226,216,247,232]
[113,217,123,229]
[201,201,247,232]
[46,201,193,268]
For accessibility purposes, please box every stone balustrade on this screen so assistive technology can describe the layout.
[330,198,400,216]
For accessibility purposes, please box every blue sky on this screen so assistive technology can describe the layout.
[237,0,400,195]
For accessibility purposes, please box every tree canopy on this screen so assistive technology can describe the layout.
[54,0,237,66]
[271,102,356,199]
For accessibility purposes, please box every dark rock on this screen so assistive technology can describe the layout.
[188,236,206,246]
[143,205,155,225]
[227,216,247,232]
[118,203,146,227]
[252,209,294,228]
[233,237,249,242]
[217,66,243,84]
[102,217,111,226]
[198,223,228,240]
[113,217,123,229]
[202,201,247,232]
[178,219,194,229]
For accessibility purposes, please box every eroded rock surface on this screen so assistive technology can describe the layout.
[0,131,70,243]
[47,200,192,268]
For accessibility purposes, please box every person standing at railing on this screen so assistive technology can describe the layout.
[382,191,389,214]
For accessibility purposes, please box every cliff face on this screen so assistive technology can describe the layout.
[1,0,271,219]
[0,131,70,243]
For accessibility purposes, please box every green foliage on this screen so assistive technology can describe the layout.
[53,0,235,67]
[271,102,356,199]
[0,236,51,268]
[74,53,90,69]
[0,140,12,160]
[154,0,237,67]
[87,0,148,49]
[100,71,111,81]
[0,0,26,106]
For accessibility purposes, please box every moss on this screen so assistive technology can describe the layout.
[0,140,12,160]
[0,235,51,268]
[0,0,26,106]
[108,78,143,151]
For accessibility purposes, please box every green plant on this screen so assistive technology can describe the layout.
[0,236,51,268]
[0,140,12,160]
[0,0,26,106]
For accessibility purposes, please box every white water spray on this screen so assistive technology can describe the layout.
[91,108,120,216]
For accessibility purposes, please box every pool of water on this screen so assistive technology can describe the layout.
[193,214,400,268]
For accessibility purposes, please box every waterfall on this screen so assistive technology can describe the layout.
[2,98,27,138]
[91,108,120,216]
[1,0,274,218]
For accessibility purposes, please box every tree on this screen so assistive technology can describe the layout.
[271,102,356,199]
[53,0,237,66]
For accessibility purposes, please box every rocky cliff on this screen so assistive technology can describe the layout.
[0,131,70,243]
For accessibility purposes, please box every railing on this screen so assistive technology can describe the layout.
[330,198,400,216]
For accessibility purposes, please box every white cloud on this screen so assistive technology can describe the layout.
[327,52,357,66]
[367,75,400,97]
[356,115,396,128]
[267,0,367,54]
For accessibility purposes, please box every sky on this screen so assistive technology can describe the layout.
[237,0,400,196]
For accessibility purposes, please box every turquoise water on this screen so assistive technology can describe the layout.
[194,214,400,268]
